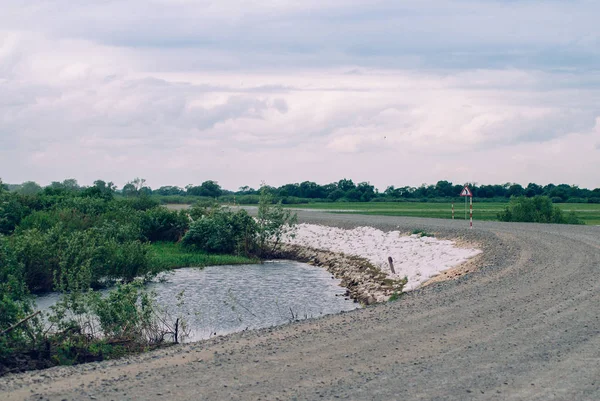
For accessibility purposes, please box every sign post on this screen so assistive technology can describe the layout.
[459,186,473,228]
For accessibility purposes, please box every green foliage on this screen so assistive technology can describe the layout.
[498,196,583,224]
[388,292,402,302]
[90,282,157,341]
[186,180,223,198]
[10,228,59,292]
[188,200,221,221]
[120,196,160,211]
[0,192,31,235]
[411,229,434,237]
[81,180,116,201]
[43,280,173,366]
[182,208,257,255]
[139,207,189,242]
[15,181,43,196]
[0,235,37,357]
[11,223,153,293]
[256,186,297,256]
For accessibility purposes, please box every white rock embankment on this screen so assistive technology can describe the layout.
[279,223,481,303]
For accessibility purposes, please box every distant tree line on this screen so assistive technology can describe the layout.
[4,178,600,204]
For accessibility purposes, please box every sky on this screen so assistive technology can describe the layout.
[1,0,599,191]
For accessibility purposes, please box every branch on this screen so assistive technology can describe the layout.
[1,311,41,336]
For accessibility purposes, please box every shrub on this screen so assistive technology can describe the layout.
[188,200,220,221]
[256,186,297,256]
[120,196,160,211]
[10,228,59,292]
[498,196,582,224]
[11,224,153,293]
[0,235,37,357]
[139,207,189,242]
[182,208,257,255]
[0,193,31,235]
[89,282,157,341]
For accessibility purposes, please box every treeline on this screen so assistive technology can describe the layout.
[6,178,600,204]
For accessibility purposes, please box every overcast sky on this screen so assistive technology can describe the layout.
[1,0,599,191]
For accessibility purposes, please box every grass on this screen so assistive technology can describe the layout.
[388,292,402,302]
[149,242,257,270]
[281,202,600,225]
[411,229,434,237]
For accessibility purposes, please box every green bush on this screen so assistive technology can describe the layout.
[256,187,297,257]
[10,228,59,292]
[11,224,153,293]
[89,282,157,341]
[182,208,257,255]
[498,196,583,224]
[0,235,37,357]
[139,207,189,242]
[120,196,160,211]
[188,200,220,221]
[0,193,31,235]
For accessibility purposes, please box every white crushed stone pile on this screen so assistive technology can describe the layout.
[283,223,481,291]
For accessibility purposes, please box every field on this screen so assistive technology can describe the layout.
[282,202,600,225]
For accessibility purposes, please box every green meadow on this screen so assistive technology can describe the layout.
[282,202,600,225]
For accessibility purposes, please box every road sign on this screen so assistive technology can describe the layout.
[460,186,473,197]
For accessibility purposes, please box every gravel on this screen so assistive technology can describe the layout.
[1,212,599,400]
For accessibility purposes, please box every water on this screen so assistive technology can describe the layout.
[35,261,358,342]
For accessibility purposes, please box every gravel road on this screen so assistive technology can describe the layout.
[1,212,599,400]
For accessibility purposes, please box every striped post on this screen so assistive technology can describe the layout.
[469,196,473,229]
[452,203,454,220]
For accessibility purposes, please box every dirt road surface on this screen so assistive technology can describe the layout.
[1,212,599,400]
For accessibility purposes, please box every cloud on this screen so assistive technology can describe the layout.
[1,1,600,189]
[2,1,600,70]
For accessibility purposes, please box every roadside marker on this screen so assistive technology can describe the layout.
[470,196,473,229]
[459,185,473,229]
[460,186,473,197]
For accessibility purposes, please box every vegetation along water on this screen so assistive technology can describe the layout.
[0,179,295,375]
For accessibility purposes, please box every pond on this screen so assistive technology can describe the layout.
[35,261,359,342]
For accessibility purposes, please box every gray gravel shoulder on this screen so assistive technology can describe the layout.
[1,213,599,401]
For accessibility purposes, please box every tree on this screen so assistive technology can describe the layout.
[356,182,375,201]
[256,185,297,256]
[122,178,150,197]
[122,183,138,197]
[237,186,256,195]
[507,184,524,198]
[198,180,222,198]
[525,183,543,197]
[337,179,356,193]
[186,182,222,197]
[435,180,454,197]
[82,180,116,201]
[16,181,42,196]
[155,186,185,196]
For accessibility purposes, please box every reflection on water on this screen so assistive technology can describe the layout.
[35,261,358,342]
